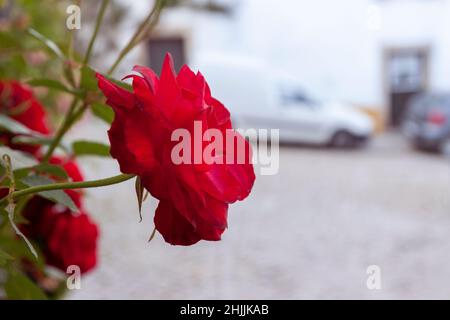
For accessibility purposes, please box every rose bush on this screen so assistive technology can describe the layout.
[0,0,255,299]
[0,80,99,292]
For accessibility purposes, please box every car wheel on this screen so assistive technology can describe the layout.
[439,137,450,157]
[330,131,355,148]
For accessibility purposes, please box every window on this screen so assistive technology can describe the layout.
[279,85,318,107]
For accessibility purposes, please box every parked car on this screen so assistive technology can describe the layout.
[194,54,374,147]
[402,92,450,155]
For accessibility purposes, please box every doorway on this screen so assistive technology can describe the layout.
[147,37,186,74]
[385,47,429,127]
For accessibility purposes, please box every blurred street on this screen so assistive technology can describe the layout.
[66,121,450,299]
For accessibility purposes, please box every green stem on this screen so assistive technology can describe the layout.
[83,0,110,65]
[71,102,88,122]
[107,0,164,75]
[42,0,164,162]
[64,34,76,87]
[42,99,80,162]
[0,174,135,207]
[43,0,110,161]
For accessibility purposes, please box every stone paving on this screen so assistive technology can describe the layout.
[66,121,450,299]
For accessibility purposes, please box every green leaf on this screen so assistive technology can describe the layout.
[0,248,14,266]
[91,103,114,124]
[10,135,70,153]
[0,146,39,170]
[0,31,22,49]
[28,78,82,96]
[0,114,43,136]
[6,100,32,117]
[21,175,79,212]
[33,163,69,179]
[28,28,65,60]
[6,202,38,259]
[0,236,45,269]
[5,270,48,300]
[9,54,28,76]
[80,65,98,91]
[72,140,110,157]
[14,163,68,180]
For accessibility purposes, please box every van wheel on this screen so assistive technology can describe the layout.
[330,131,355,148]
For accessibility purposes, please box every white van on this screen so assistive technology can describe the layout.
[194,54,374,147]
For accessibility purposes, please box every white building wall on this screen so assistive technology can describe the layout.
[151,0,450,112]
[378,0,450,93]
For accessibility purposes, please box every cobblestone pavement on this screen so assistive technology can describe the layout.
[67,121,450,299]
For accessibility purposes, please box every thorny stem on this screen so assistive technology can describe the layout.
[0,173,135,207]
[107,0,165,75]
[43,1,166,161]
[41,99,80,162]
[43,0,110,162]
[44,1,166,162]
[83,0,110,65]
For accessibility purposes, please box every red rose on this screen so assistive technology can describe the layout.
[36,207,99,274]
[0,80,50,155]
[21,157,99,274]
[96,53,255,246]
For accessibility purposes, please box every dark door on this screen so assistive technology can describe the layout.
[386,49,428,127]
[147,37,186,74]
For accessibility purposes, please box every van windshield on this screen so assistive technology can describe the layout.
[279,85,319,107]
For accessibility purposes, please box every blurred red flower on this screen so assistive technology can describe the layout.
[35,207,99,274]
[0,81,99,274]
[96,53,255,246]
[21,157,99,274]
[0,80,50,155]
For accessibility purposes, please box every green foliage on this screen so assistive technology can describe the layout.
[0,115,42,136]
[72,140,111,157]
[30,164,69,179]
[91,103,114,124]
[10,135,70,153]
[0,1,69,79]
[27,78,82,97]
[0,236,45,269]
[5,270,48,300]
[0,146,39,169]
[0,0,103,300]
[20,175,78,212]
[80,66,98,92]
[0,248,14,266]
[0,32,22,50]
[27,28,66,61]
[14,163,69,180]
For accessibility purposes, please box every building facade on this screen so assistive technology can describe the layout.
[141,0,450,127]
